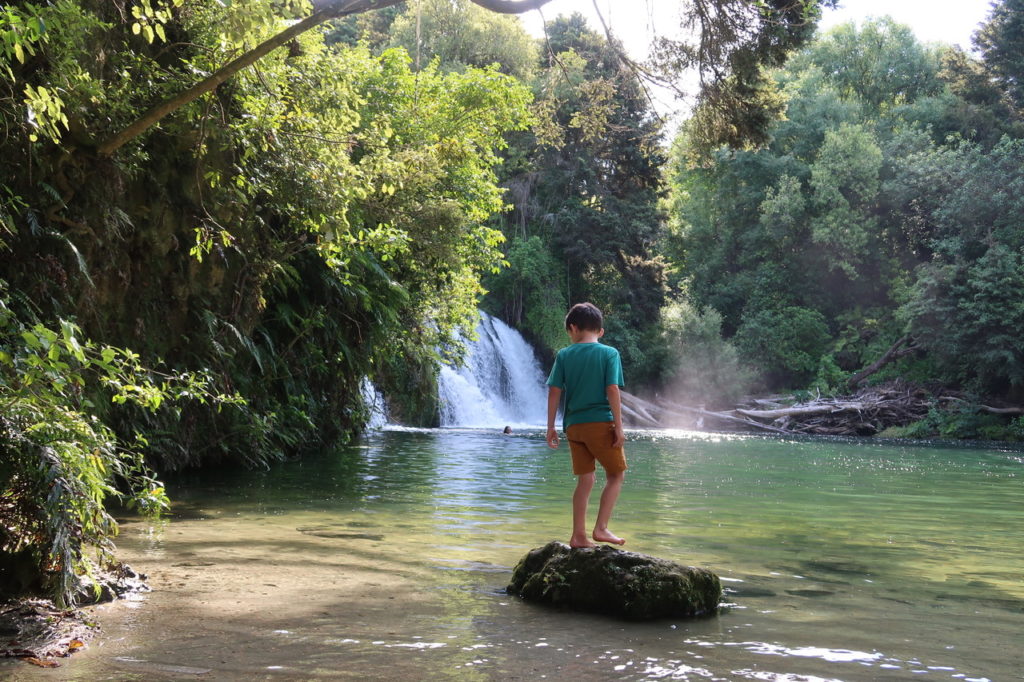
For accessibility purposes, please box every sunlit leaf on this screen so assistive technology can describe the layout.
[23,657,60,668]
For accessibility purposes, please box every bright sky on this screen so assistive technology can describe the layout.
[817,0,993,48]
[519,0,996,121]
[521,0,994,53]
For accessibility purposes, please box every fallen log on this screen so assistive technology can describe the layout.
[735,402,865,421]
[620,391,789,434]
[620,394,662,425]
[620,402,661,428]
[980,405,1024,416]
[939,396,1024,416]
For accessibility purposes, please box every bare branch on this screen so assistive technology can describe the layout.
[588,0,672,123]
[467,0,556,14]
[847,335,919,389]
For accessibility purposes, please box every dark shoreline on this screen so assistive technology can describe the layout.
[0,565,148,667]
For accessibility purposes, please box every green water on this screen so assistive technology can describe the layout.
[7,428,1023,680]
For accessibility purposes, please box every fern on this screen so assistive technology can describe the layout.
[1,290,238,605]
[37,181,63,206]
[24,208,42,236]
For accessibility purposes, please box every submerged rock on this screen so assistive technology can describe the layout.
[506,541,722,620]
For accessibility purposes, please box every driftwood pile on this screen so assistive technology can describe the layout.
[621,382,1024,437]
[733,385,933,436]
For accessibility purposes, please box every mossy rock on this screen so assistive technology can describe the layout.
[506,541,722,620]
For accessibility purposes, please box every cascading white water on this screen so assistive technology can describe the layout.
[360,377,388,430]
[437,312,549,428]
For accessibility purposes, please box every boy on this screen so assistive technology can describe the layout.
[545,302,627,548]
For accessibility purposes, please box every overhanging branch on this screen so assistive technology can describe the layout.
[97,0,554,157]
[467,0,556,14]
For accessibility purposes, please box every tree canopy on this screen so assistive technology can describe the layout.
[2,0,531,604]
[667,10,1024,405]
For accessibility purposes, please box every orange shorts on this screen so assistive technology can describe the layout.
[565,422,627,476]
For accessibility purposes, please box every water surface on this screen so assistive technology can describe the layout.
[6,429,1022,680]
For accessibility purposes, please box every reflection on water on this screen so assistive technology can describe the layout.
[5,429,1022,680]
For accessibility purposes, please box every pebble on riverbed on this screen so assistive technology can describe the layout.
[506,541,723,620]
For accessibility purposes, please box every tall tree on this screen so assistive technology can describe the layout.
[668,17,1024,392]
[488,14,667,383]
[974,0,1024,111]
[896,138,1024,395]
[387,0,538,78]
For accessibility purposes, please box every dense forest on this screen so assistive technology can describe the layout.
[1,0,1022,606]
[665,13,1024,425]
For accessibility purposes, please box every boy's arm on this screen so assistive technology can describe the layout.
[546,386,561,449]
[606,384,625,448]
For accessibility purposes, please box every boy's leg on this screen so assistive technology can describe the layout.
[570,472,596,548]
[592,470,625,545]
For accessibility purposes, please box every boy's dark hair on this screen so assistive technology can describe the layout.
[565,302,603,331]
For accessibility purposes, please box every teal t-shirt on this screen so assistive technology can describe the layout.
[546,342,624,430]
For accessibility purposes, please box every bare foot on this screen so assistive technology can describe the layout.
[592,529,625,545]
[569,533,596,548]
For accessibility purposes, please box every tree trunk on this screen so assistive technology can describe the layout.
[620,391,789,434]
[939,396,1024,416]
[846,335,918,390]
[979,405,1024,415]
[735,403,865,420]
[97,0,555,157]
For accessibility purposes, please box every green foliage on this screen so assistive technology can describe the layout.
[0,5,48,71]
[652,0,837,153]
[882,405,1024,441]
[485,14,668,385]
[667,16,1024,398]
[388,0,538,78]
[1,1,94,145]
[128,0,184,45]
[809,123,882,277]
[974,0,1024,111]
[1012,416,1024,441]
[0,282,236,606]
[324,6,401,51]
[895,137,1024,393]
[788,18,942,109]
[0,0,533,598]
[734,306,831,387]
[808,353,845,395]
[483,235,566,353]
[0,0,530,539]
[903,247,1024,391]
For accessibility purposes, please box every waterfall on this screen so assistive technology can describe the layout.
[438,312,549,428]
[360,377,389,430]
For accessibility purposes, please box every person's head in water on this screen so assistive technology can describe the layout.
[503,425,512,434]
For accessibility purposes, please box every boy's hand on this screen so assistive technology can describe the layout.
[611,424,625,449]
[546,427,559,449]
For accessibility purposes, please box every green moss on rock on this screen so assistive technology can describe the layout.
[507,541,722,620]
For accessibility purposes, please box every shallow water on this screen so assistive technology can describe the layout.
[5,428,1023,680]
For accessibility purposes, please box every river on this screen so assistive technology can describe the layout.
[4,427,1021,680]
